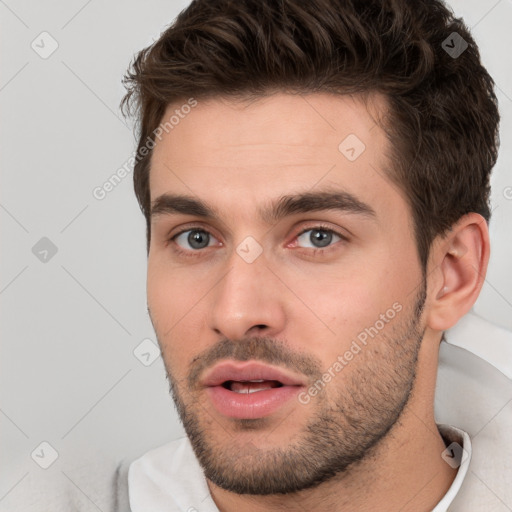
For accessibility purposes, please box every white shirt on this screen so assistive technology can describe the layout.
[126,341,512,511]
[128,425,470,512]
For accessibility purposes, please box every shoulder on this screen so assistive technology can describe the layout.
[48,451,132,512]
[436,340,512,434]
[435,341,512,510]
[124,437,217,512]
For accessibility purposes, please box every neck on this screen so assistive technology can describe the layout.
[207,333,457,512]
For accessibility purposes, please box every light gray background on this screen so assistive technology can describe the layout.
[1,0,511,509]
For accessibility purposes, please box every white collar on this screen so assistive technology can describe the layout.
[128,423,471,511]
[432,424,472,512]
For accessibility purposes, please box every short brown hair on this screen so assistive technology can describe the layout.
[121,0,500,268]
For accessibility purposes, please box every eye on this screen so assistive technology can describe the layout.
[295,227,344,249]
[173,229,217,251]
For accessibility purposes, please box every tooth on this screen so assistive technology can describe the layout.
[233,387,268,394]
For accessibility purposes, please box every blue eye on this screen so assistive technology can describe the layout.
[169,224,346,258]
[173,229,215,250]
[296,228,342,249]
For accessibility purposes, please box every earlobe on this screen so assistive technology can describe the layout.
[426,213,490,331]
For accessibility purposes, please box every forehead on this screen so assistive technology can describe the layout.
[149,92,409,225]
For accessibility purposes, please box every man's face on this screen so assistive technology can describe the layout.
[147,93,427,494]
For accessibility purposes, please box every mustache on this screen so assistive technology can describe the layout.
[186,337,323,389]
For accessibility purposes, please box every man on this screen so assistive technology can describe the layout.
[113,0,512,510]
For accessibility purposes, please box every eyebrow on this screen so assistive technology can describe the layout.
[150,190,376,224]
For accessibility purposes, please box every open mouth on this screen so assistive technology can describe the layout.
[201,362,305,419]
[221,379,284,393]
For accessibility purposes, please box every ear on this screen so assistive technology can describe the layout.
[425,213,490,331]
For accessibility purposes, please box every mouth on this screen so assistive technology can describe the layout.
[201,361,306,420]
[221,379,283,393]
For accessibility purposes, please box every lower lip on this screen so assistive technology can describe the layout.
[206,385,302,419]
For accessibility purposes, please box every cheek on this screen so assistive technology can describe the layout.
[299,278,388,342]
[147,261,173,329]
[147,262,191,354]
[147,260,212,372]
[287,249,418,351]
[147,258,201,328]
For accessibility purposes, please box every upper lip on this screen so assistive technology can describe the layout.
[201,361,307,387]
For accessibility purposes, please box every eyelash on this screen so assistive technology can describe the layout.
[168,224,348,259]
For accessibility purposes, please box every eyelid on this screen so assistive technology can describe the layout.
[168,222,221,242]
[167,222,349,255]
[170,225,222,249]
[288,224,348,252]
[294,223,349,241]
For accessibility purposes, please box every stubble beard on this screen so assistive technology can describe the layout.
[163,283,426,495]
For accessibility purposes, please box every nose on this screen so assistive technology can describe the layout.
[208,245,287,341]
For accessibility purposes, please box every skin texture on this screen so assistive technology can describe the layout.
[146,92,489,511]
